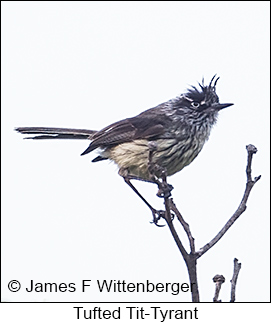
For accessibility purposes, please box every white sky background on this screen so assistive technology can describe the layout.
[2,1,270,304]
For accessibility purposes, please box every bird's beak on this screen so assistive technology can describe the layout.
[213,103,234,110]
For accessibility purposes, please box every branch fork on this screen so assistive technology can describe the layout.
[156,145,260,302]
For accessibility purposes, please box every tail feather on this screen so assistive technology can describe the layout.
[15,127,96,140]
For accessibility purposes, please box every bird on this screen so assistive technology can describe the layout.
[15,75,233,223]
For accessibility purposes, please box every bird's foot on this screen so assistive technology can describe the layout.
[147,162,174,198]
[150,209,175,226]
[156,182,174,198]
[150,209,166,227]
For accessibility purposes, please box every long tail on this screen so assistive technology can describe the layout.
[15,127,96,140]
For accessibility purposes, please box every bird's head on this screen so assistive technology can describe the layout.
[180,75,233,113]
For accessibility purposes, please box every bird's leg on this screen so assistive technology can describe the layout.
[119,168,165,226]
[147,146,174,198]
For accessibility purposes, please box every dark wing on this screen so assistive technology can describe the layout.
[80,114,168,156]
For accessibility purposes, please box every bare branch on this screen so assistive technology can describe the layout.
[165,207,188,260]
[246,144,258,181]
[212,275,225,302]
[230,258,242,302]
[169,199,195,253]
[161,177,188,260]
[161,174,199,302]
[148,145,259,303]
[196,145,260,259]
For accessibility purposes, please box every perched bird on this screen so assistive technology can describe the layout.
[16,75,233,222]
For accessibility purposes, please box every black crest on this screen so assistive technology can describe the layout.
[186,75,220,104]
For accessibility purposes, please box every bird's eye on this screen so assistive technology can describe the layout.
[191,102,200,108]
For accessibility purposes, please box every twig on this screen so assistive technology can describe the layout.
[230,258,241,302]
[161,176,188,259]
[152,145,259,303]
[165,210,200,302]
[196,145,261,259]
[169,199,195,253]
[161,174,199,302]
[212,275,225,302]
[246,144,257,181]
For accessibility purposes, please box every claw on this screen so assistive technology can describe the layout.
[151,221,166,227]
[150,209,174,226]
[150,209,166,227]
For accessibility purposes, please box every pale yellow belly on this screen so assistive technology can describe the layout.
[104,138,203,180]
